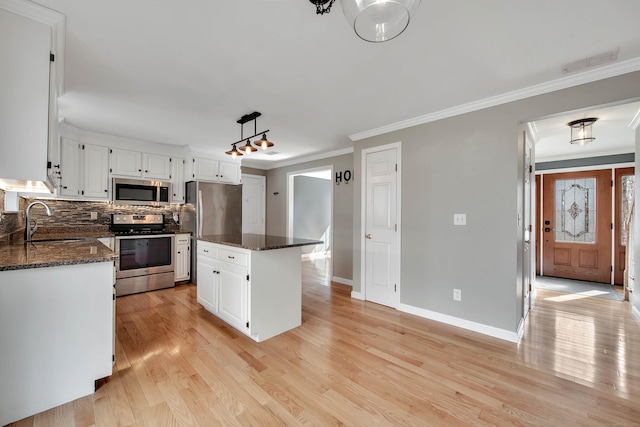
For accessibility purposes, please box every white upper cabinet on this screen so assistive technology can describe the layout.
[83,145,109,198]
[192,157,241,184]
[110,148,142,177]
[0,7,51,185]
[59,139,109,199]
[59,138,81,197]
[143,153,171,180]
[171,158,186,203]
[192,157,219,181]
[111,149,172,181]
[219,160,241,184]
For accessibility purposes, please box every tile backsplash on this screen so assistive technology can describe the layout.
[0,190,182,242]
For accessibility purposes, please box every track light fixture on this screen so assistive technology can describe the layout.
[227,111,274,158]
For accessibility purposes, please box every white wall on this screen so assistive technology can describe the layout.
[353,71,640,336]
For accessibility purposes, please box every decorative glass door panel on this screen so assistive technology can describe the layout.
[554,178,596,243]
[614,168,635,284]
[542,170,612,283]
[620,175,635,246]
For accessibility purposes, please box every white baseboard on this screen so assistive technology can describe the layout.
[632,305,640,324]
[332,276,353,286]
[351,291,364,300]
[516,317,525,343]
[398,303,520,343]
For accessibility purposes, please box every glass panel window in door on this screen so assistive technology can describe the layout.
[621,175,636,246]
[554,178,596,243]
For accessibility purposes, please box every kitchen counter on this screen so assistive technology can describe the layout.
[199,233,323,251]
[0,238,116,271]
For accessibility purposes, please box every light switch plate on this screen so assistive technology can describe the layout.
[453,213,466,225]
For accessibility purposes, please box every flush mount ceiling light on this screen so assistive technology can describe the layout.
[568,118,598,145]
[311,0,421,43]
[227,111,274,158]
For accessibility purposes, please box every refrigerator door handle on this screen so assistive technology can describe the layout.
[198,190,203,237]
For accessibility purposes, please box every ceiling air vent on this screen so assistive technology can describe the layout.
[264,151,280,156]
[561,48,619,74]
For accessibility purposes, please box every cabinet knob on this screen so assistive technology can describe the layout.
[62,186,68,189]
[138,169,141,172]
[104,189,108,193]
[145,170,148,173]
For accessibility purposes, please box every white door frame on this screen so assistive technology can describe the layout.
[241,173,266,235]
[360,142,402,304]
[286,165,334,269]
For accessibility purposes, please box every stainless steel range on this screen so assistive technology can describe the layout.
[111,214,175,296]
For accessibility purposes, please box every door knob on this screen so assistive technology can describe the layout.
[366,233,373,239]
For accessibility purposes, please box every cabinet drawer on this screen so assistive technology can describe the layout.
[198,242,217,258]
[218,247,248,267]
[176,234,190,245]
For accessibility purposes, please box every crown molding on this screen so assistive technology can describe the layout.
[244,147,354,170]
[60,122,189,156]
[0,0,66,95]
[349,57,640,141]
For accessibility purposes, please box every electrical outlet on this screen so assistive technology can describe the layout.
[90,211,98,220]
[453,289,462,301]
[453,213,466,226]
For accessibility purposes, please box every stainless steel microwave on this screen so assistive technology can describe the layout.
[112,178,171,206]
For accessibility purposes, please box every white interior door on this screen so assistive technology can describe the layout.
[242,174,265,235]
[364,146,400,308]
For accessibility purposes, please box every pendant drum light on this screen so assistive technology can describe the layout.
[342,0,421,42]
[568,118,598,145]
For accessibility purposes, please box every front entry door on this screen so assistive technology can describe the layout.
[364,146,399,308]
[542,170,612,283]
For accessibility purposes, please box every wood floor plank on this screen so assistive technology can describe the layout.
[7,263,640,426]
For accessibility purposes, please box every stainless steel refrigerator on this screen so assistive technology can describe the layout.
[181,181,242,285]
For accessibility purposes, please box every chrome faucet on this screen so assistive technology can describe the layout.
[24,201,53,241]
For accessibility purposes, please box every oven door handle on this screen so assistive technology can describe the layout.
[198,190,203,237]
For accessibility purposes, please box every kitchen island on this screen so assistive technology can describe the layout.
[197,234,322,342]
[0,239,116,426]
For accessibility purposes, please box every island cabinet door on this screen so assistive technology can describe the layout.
[217,262,249,332]
[196,258,217,313]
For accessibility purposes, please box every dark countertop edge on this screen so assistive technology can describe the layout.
[0,256,117,272]
[198,236,323,251]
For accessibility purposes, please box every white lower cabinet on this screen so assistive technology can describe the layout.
[174,233,190,282]
[197,260,217,313]
[196,240,302,342]
[217,261,249,331]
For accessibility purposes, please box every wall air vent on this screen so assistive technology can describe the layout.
[561,48,619,74]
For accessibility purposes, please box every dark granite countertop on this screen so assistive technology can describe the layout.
[199,234,323,251]
[0,238,117,271]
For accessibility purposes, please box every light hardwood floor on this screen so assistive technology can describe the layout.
[8,259,640,426]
